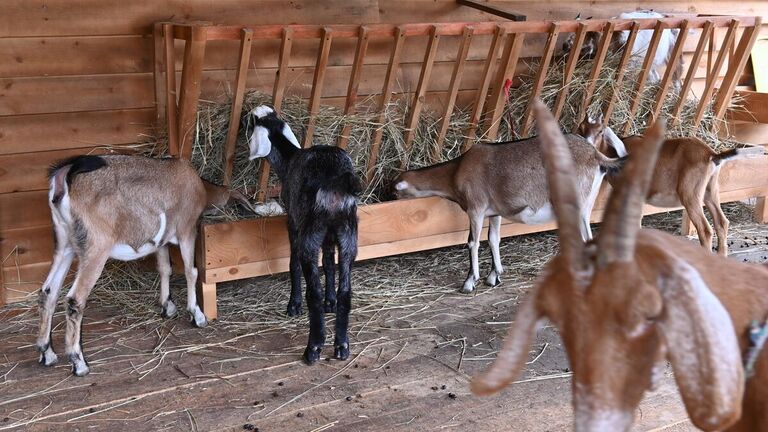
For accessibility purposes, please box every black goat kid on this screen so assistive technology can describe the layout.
[247,106,361,364]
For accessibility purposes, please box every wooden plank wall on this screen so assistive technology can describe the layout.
[1,0,766,304]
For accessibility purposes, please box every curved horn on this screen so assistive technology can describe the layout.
[533,100,585,272]
[597,120,665,265]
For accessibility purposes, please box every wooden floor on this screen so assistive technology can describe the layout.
[1,204,766,432]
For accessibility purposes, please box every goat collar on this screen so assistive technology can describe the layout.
[745,319,768,379]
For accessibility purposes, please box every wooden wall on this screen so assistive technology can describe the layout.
[1,0,766,304]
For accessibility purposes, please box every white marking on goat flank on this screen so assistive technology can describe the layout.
[152,213,167,245]
[248,126,272,159]
[315,189,356,212]
[515,203,554,224]
[251,105,274,118]
[109,213,166,261]
[282,123,301,148]
[395,181,409,191]
[603,127,627,157]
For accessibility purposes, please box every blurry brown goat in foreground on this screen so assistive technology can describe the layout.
[472,102,768,431]
[579,116,764,256]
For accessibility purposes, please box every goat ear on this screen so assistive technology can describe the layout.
[281,123,301,148]
[575,12,581,20]
[658,259,744,431]
[248,126,272,160]
[471,285,543,395]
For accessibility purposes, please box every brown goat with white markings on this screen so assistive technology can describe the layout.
[38,155,242,376]
[472,101,768,431]
[580,117,764,255]
[393,128,624,294]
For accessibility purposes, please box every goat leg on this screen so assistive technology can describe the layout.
[485,215,504,287]
[36,228,75,367]
[287,240,304,317]
[460,212,484,294]
[179,233,207,327]
[156,246,177,318]
[334,224,358,361]
[322,235,337,313]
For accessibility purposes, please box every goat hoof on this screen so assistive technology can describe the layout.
[287,303,303,317]
[190,307,208,328]
[37,346,58,367]
[69,354,90,377]
[334,342,349,360]
[485,273,501,287]
[324,300,336,313]
[303,346,322,365]
[161,300,178,319]
[459,280,476,294]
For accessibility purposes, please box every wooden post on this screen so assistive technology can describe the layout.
[649,20,690,122]
[521,23,560,136]
[153,23,167,127]
[365,27,406,185]
[621,21,664,136]
[484,32,525,141]
[670,21,713,125]
[163,23,179,156]
[222,28,253,187]
[403,26,440,161]
[303,27,333,148]
[195,231,217,320]
[337,26,370,149]
[755,197,768,224]
[257,28,293,202]
[574,21,615,133]
[432,26,473,163]
[176,25,207,160]
[602,21,639,125]
[552,22,587,122]
[463,25,505,150]
[713,19,762,121]
[692,20,738,127]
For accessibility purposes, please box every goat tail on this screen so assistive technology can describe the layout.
[315,171,363,213]
[712,146,766,166]
[323,171,363,196]
[48,155,107,205]
[598,154,628,176]
[202,180,253,210]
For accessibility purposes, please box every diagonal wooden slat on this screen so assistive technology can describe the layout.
[522,23,561,136]
[692,19,738,126]
[484,32,525,141]
[337,26,370,150]
[648,20,690,123]
[573,21,615,133]
[402,25,441,164]
[602,21,639,125]
[163,23,179,156]
[303,27,333,148]
[153,23,167,128]
[365,27,406,185]
[713,18,762,122]
[620,21,664,135]
[463,25,506,150]
[176,25,207,160]
[222,28,253,187]
[431,26,474,163]
[552,22,587,122]
[670,21,713,125]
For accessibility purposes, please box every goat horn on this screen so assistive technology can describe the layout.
[597,120,665,265]
[533,100,585,272]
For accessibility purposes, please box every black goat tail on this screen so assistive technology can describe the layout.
[599,155,628,176]
[315,172,362,213]
[326,171,363,196]
[48,155,108,205]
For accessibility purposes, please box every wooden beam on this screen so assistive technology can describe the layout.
[176,25,207,160]
[456,0,526,22]
[692,19,738,126]
[257,28,293,202]
[574,21,615,133]
[432,26,473,163]
[522,23,560,136]
[163,23,179,156]
[602,21,639,125]
[552,22,587,122]
[403,26,440,161]
[621,21,664,136]
[222,28,253,187]
[365,27,406,185]
[337,26,370,150]
[670,21,713,125]
[463,25,505,150]
[713,18,763,121]
[484,32,525,141]
[153,23,167,128]
[303,27,333,148]
[649,20,690,122]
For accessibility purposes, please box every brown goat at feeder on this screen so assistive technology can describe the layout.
[472,101,768,432]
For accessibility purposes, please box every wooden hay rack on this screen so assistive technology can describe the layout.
[153,15,767,319]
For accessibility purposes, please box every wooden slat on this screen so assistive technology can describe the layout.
[302,27,333,148]
[1,225,54,268]
[552,22,587,122]
[432,26,474,163]
[256,28,294,202]
[402,26,441,159]
[337,26,370,149]
[620,21,664,136]
[573,21,615,133]
[713,19,763,121]
[602,21,640,124]
[164,23,179,156]
[2,262,51,305]
[484,32,526,141]
[649,20,690,122]
[670,21,714,124]
[463,25,505,150]
[153,23,167,127]
[692,19,738,126]
[222,28,253,186]
[176,26,207,160]
[0,191,50,231]
[521,23,560,136]
[365,27,406,185]
[456,0,526,22]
